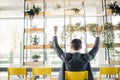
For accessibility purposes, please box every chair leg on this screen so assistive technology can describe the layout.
[32,74,34,80]
[24,74,27,80]
[50,75,52,80]
[8,75,10,80]
[100,74,101,80]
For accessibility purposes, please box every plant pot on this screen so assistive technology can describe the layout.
[33,59,38,62]
[32,42,38,45]
[75,10,80,14]
[106,9,112,15]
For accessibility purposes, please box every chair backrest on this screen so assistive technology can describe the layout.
[100,67,120,80]
[32,67,52,80]
[65,71,88,80]
[8,68,26,80]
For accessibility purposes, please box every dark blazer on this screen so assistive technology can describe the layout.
[53,36,100,80]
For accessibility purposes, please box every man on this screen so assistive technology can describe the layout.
[53,26,100,80]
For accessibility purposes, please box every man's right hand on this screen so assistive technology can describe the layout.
[54,26,58,35]
[96,26,99,37]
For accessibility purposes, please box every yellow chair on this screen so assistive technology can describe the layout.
[65,71,88,80]
[32,67,52,80]
[119,68,120,80]
[8,68,26,80]
[100,67,120,80]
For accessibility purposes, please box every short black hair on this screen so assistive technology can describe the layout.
[71,39,82,50]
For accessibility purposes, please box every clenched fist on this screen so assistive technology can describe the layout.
[54,26,58,35]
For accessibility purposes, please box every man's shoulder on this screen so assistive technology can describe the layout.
[66,52,84,56]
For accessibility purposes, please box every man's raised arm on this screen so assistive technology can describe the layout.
[83,27,100,62]
[53,26,66,61]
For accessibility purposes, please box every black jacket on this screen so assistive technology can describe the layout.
[53,36,100,80]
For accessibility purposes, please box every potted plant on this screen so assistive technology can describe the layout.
[54,3,62,10]
[86,24,99,37]
[71,8,80,14]
[74,23,85,32]
[31,35,40,45]
[118,22,120,27]
[106,1,120,16]
[102,23,115,64]
[67,24,76,33]
[32,55,40,62]
[26,4,41,19]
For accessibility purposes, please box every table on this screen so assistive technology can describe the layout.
[0,67,99,72]
[0,64,120,72]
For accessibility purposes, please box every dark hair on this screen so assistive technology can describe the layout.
[71,39,82,50]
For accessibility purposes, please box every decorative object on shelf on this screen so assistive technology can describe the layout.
[49,41,53,49]
[75,23,81,26]
[103,23,115,52]
[32,55,40,62]
[32,23,39,28]
[71,8,80,14]
[31,35,40,45]
[114,50,120,61]
[26,4,41,19]
[54,3,62,10]
[107,1,120,16]
[118,22,120,26]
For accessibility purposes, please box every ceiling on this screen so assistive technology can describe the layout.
[0,0,23,11]
[0,0,23,18]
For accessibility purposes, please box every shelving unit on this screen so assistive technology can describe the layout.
[23,0,119,66]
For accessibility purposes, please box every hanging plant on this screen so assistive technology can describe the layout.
[66,23,86,33]
[71,8,80,14]
[75,23,85,32]
[103,23,115,51]
[67,24,76,33]
[107,1,120,16]
[26,4,41,19]
[86,24,99,37]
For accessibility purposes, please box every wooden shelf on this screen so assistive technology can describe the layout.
[25,11,112,18]
[24,61,43,66]
[26,11,81,17]
[25,43,120,49]
[24,44,64,49]
[87,43,120,48]
[110,60,120,65]
[25,28,44,33]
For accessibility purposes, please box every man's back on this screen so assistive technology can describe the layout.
[53,36,100,80]
[65,53,89,71]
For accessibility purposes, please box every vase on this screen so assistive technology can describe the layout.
[106,9,112,15]
[32,42,38,45]
[33,59,38,62]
